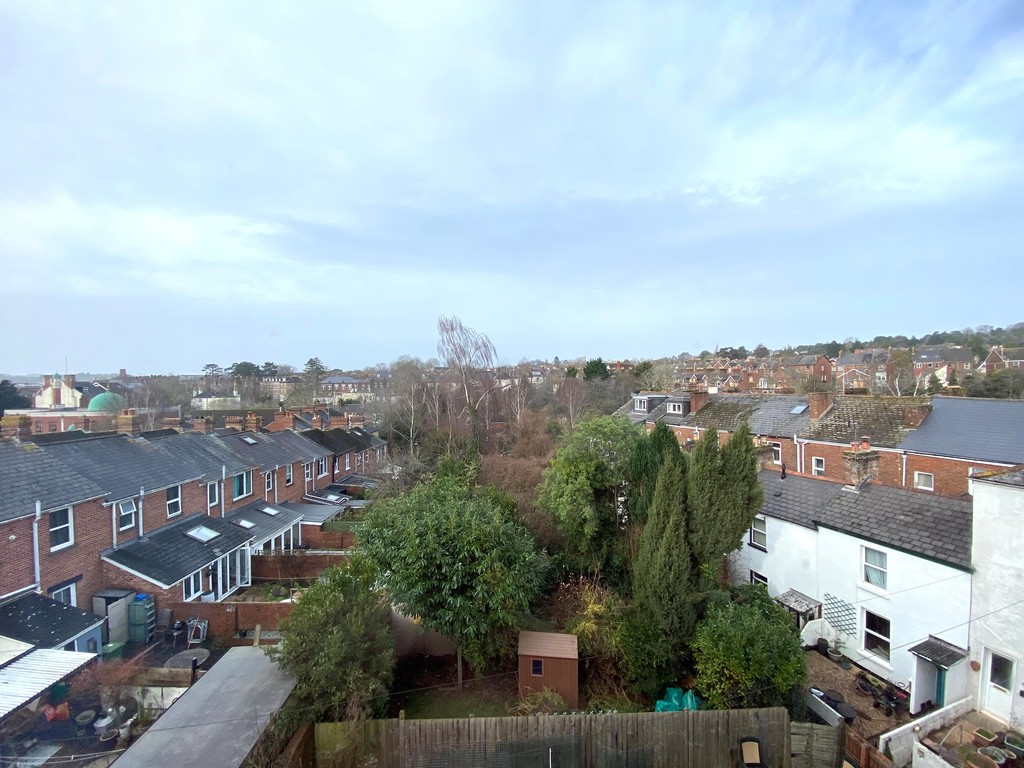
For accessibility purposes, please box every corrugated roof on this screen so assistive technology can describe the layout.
[898,396,1024,464]
[0,648,96,721]
[518,631,578,659]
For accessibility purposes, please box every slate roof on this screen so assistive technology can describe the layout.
[685,395,811,437]
[818,483,972,569]
[758,471,973,569]
[283,501,345,524]
[759,471,845,529]
[908,636,967,669]
[898,396,1024,464]
[0,593,104,648]
[35,434,201,503]
[215,430,332,470]
[914,345,974,364]
[982,468,1024,488]
[225,501,302,548]
[103,516,253,588]
[0,440,107,522]
[800,396,930,447]
[837,350,890,366]
[142,431,253,482]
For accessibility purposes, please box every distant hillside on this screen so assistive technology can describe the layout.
[785,322,1024,359]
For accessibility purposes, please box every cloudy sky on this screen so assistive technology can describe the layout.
[1,1,1022,374]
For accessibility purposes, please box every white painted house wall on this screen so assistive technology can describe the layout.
[969,478,1024,729]
[734,515,818,598]
[815,527,971,712]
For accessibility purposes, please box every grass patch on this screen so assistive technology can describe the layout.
[399,683,515,719]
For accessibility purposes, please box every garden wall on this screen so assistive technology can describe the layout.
[301,526,355,550]
[165,601,295,640]
[251,551,348,581]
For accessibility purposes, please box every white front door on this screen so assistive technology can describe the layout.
[982,648,1015,722]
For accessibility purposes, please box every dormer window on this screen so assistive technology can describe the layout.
[634,398,648,412]
[667,402,683,414]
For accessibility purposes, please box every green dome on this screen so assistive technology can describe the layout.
[87,392,125,413]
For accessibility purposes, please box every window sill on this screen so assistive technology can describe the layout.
[858,581,889,598]
[861,650,893,670]
[747,543,767,553]
[167,511,181,518]
[50,542,74,553]
[118,524,135,532]
[233,493,252,502]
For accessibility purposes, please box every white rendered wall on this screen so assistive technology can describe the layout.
[732,516,818,600]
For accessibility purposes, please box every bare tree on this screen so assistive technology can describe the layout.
[558,377,590,431]
[436,315,498,438]
[504,364,533,430]
[385,356,427,457]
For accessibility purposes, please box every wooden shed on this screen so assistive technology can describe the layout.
[517,631,579,709]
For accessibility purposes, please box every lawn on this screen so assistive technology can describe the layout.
[388,656,519,719]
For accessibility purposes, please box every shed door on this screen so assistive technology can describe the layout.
[107,596,131,644]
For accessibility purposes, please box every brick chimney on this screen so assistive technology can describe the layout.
[690,391,709,414]
[268,411,293,432]
[808,391,834,420]
[842,441,880,487]
[1,414,32,439]
[224,415,244,431]
[64,374,76,389]
[243,412,261,432]
[901,403,932,428]
[116,408,141,435]
[161,416,182,431]
[192,416,214,434]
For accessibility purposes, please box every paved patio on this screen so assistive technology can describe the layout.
[922,710,1015,767]
[805,650,913,742]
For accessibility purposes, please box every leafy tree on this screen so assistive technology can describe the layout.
[564,366,578,378]
[201,363,223,378]
[967,368,1024,399]
[947,369,959,387]
[693,585,806,710]
[360,474,543,685]
[260,362,279,377]
[926,372,943,395]
[628,452,695,692]
[583,358,610,381]
[538,416,642,576]
[0,379,30,413]
[267,557,394,726]
[228,361,261,379]
[752,344,769,358]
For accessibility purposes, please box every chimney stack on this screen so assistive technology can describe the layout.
[901,402,932,428]
[192,416,214,434]
[843,442,880,487]
[690,390,709,414]
[225,415,244,431]
[116,408,141,435]
[161,416,182,431]
[1,414,32,439]
[243,412,261,432]
[808,391,834,420]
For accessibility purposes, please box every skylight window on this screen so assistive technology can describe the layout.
[186,525,221,543]
[261,506,281,516]
[236,519,256,529]
[241,435,258,445]
[325,493,341,501]
[790,404,808,415]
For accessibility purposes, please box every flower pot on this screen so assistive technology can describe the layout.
[981,747,1009,766]
[827,649,843,663]
[98,729,119,750]
[976,729,999,748]
[1004,733,1024,759]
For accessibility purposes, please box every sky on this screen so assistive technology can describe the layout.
[1,1,1022,374]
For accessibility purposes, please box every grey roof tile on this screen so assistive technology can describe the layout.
[898,396,1024,464]
[0,593,104,648]
[759,471,846,529]
[225,501,302,547]
[686,394,811,436]
[0,440,107,522]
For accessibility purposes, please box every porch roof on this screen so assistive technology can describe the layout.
[775,588,821,615]
[908,636,968,670]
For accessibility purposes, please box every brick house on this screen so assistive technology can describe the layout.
[913,345,974,382]
[835,349,894,393]
[982,346,1024,376]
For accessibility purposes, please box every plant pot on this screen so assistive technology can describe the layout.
[976,729,999,748]
[98,729,119,750]
[816,638,829,657]
[1004,733,1024,759]
[827,649,843,662]
[968,754,999,768]
[980,747,1009,766]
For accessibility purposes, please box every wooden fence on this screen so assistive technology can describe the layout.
[846,726,893,768]
[791,722,844,768]
[317,708,793,768]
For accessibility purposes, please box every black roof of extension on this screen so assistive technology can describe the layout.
[0,440,107,522]
[102,515,253,588]
[0,592,104,649]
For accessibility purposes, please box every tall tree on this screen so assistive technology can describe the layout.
[583,358,610,381]
[360,474,543,686]
[538,416,642,576]
[625,422,682,526]
[557,376,590,431]
[228,361,261,379]
[0,379,30,414]
[436,314,497,442]
[384,356,427,456]
[260,361,279,377]
[267,557,394,726]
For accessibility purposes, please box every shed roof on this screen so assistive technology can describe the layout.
[0,593,105,649]
[0,648,96,723]
[518,631,578,659]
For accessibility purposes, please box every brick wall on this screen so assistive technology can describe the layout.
[102,562,182,605]
[39,498,110,611]
[299,527,353,550]
[251,551,348,581]
[162,600,295,639]
[0,517,39,597]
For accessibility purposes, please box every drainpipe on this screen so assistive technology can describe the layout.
[794,435,801,474]
[138,487,145,537]
[221,465,226,518]
[901,452,908,488]
[32,501,42,590]
[273,465,279,504]
[111,503,118,549]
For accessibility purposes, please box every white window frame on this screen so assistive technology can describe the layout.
[749,570,768,587]
[285,465,293,486]
[749,516,767,551]
[317,457,328,478]
[634,398,648,412]
[770,442,782,465]
[863,610,891,661]
[50,583,76,605]
[233,470,253,500]
[758,378,768,389]
[208,482,219,508]
[304,463,312,481]
[167,485,182,517]
[812,457,825,476]
[183,570,204,602]
[118,499,136,531]
[265,471,274,493]
[345,453,351,471]
[49,507,74,551]
[914,471,934,492]
[667,402,683,414]
[862,546,888,592]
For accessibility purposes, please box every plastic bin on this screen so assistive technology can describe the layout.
[101,641,125,659]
